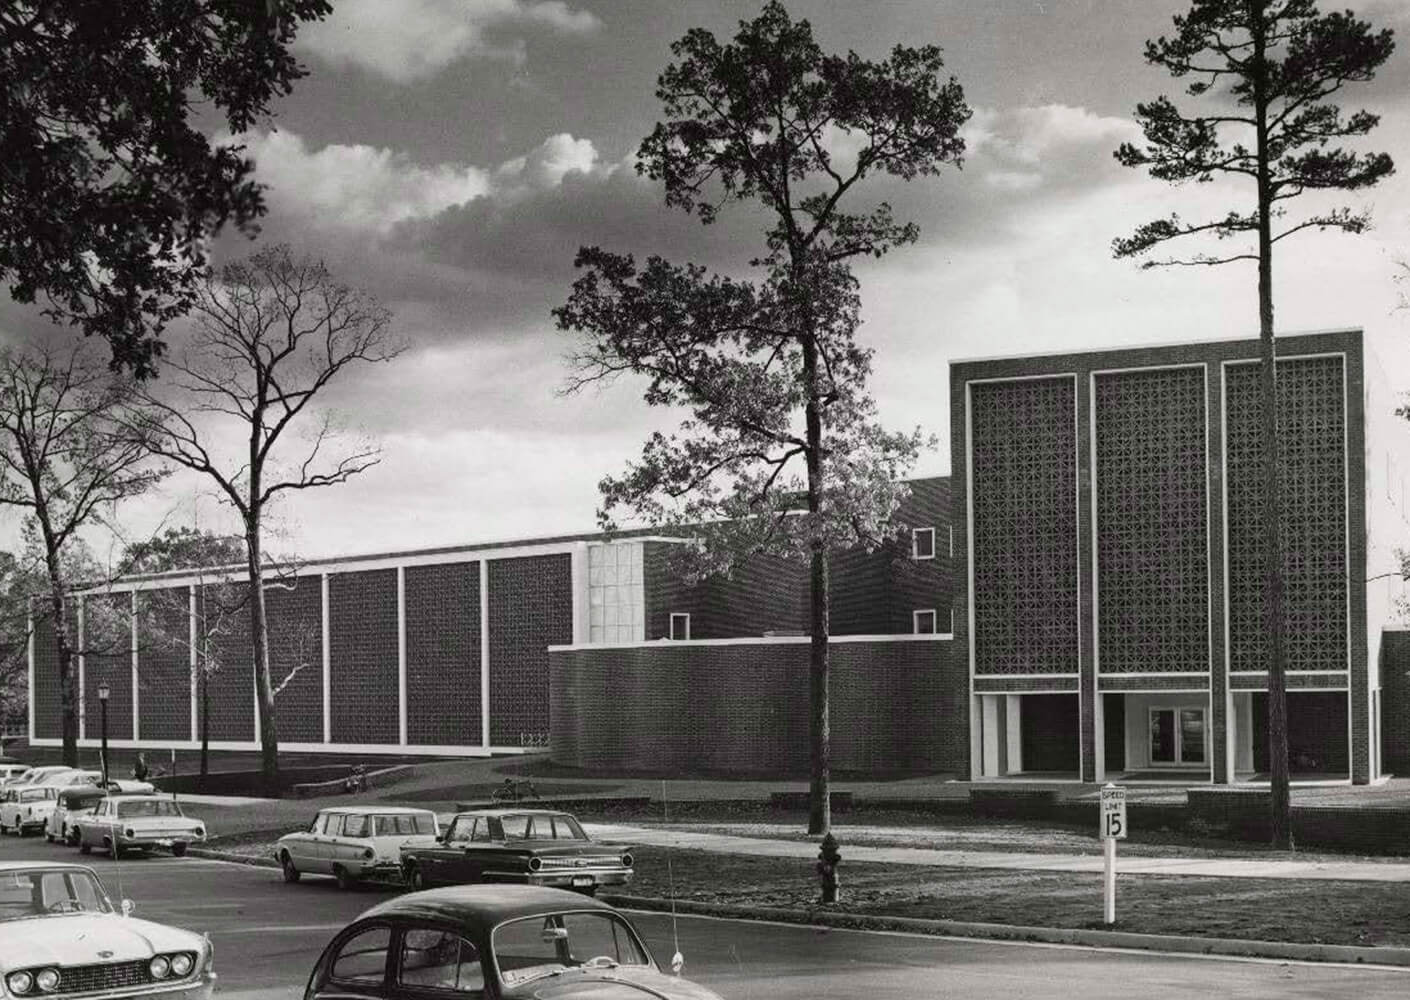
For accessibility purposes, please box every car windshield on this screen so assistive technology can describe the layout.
[493,912,649,988]
[371,813,435,836]
[116,800,182,818]
[0,868,113,922]
[498,814,586,840]
[19,788,55,802]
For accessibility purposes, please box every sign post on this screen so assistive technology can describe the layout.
[1099,783,1126,925]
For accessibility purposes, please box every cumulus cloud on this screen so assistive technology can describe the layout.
[296,0,601,83]
[963,104,1141,192]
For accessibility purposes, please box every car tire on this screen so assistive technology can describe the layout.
[280,853,301,883]
[172,842,188,858]
[333,865,355,891]
[78,840,91,855]
[67,828,80,847]
[407,864,427,891]
[107,838,120,861]
[44,831,54,843]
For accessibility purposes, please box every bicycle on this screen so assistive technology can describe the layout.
[491,777,539,803]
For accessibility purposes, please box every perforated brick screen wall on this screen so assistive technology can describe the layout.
[329,569,398,744]
[405,562,481,746]
[31,608,67,739]
[201,582,254,742]
[488,555,572,747]
[136,588,192,741]
[267,579,324,743]
[81,593,133,740]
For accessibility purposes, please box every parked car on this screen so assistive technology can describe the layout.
[276,806,439,889]
[38,769,103,791]
[0,763,28,784]
[0,786,58,836]
[2,765,72,790]
[75,795,206,859]
[0,860,215,1000]
[46,786,106,845]
[399,809,633,895]
[106,779,157,794]
[303,885,722,1000]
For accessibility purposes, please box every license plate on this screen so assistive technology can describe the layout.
[571,875,594,888]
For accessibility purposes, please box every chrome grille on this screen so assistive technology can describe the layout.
[537,855,624,870]
[55,960,151,994]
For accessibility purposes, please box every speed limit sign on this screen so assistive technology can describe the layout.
[1100,784,1127,840]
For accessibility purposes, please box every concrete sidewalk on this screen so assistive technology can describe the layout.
[585,822,1410,882]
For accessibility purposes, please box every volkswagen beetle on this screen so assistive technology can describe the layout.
[304,885,721,1000]
[0,861,215,1000]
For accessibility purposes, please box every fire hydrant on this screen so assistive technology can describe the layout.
[816,833,841,903]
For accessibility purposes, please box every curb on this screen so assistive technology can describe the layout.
[188,846,280,870]
[601,893,1410,968]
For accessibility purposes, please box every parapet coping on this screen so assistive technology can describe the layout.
[548,633,954,652]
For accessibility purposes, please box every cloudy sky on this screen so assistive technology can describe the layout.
[8,0,1410,562]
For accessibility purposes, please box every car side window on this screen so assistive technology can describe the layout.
[445,818,469,844]
[398,928,484,995]
[330,925,391,984]
[342,814,369,838]
[470,819,491,843]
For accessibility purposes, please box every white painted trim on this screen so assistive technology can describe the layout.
[321,574,331,746]
[130,590,139,741]
[1094,671,1213,677]
[948,526,954,559]
[548,633,954,653]
[951,327,1360,366]
[973,672,1081,680]
[1097,686,1210,694]
[966,382,977,781]
[911,527,936,561]
[971,687,1080,696]
[25,737,536,756]
[397,566,407,747]
[912,609,938,635]
[570,543,589,645]
[189,586,197,742]
[1074,373,1084,781]
[480,560,490,749]
[669,613,691,641]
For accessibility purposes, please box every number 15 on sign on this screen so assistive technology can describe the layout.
[1099,784,1126,925]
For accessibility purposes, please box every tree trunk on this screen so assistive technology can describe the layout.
[40,547,79,767]
[245,515,280,797]
[802,335,831,836]
[1251,1,1292,849]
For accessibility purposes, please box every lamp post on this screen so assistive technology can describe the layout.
[97,682,110,789]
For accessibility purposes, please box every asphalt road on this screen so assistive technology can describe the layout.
[2,835,1409,999]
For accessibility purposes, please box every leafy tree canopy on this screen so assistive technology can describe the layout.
[0,0,331,377]
[124,526,245,576]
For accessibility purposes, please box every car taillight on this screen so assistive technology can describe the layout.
[528,857,542,872]
[363,847,374,859]
[621,852,633,867]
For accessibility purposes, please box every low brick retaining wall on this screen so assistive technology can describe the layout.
[289,764,418,798]
[1187,787,1410,853]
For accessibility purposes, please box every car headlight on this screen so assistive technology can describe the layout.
[125,828,135,838]
[621,852,633,867]
[527,856,542,872]
[34,969,59,993]
[148,956,170,979]
[7,971,33,995]
[168,953,194,978]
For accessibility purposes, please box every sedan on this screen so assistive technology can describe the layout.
[0,787,58,837]
[76,796,206,858]
[401,809,633,895]
[303,885,722,1000]
[0,861,215,1000]
[46,787,106,845]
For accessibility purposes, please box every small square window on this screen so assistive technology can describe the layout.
[669,613,690,640]
[913,610,937,635]
[912,528,935,560]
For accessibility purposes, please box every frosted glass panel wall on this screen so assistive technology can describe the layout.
[588,543,644,643]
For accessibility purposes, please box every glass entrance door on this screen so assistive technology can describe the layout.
[1149,707,1206,766]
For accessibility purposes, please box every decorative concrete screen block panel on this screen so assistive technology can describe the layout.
[266,579,324,743]
[1095,367,1209,673]
[1225,356,1347,673]
[588,543,643,643]
[135,588,193,741]
[201,581,254,741]
[970,377,1078,674]
[405,562,481,746]
[549,638,955,773]
[330,569,399,745]
[489,554,573,747]
[30,609,69,739]
[81,593,133,740]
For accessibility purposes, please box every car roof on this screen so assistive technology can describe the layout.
[0,861,96,874]
[357,885,615,926]
[453,808,577,819]
[317,805,437,815]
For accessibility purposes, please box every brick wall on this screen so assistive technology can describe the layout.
[30,606,67,739]
[81,593,132,740]
[136,587,192,741]
[1383,631,1410,772]
[329,570,399,745]
[266,578,324,743]
[549,638,957,774]
[643,544,806,640]
[405,562,481,746]
[201,582,254,742]
[488,555,573,746]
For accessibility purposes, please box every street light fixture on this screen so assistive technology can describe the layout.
[97,682,110,789]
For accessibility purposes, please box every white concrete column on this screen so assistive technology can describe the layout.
[130,591,140,741]
[981,695,1004,777]
[397,566,407,746]
[969,694,983,780]
[480,560,490,748]
[571,542,590,644]
[77,598,86,741]
[1006,695,1024,776]
[26,599,35,742]
[1092,692,1105,783]
[189,586,198,742]
[321,574,331,745]
[1234,693,1254,774]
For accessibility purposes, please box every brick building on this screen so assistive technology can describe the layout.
[27,328,1410,783]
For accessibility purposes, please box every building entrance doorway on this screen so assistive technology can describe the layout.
[1149,707,1206,766]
